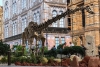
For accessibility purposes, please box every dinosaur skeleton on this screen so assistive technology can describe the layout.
[22,5,94,56]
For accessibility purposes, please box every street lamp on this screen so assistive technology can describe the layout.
[60,48,62,66]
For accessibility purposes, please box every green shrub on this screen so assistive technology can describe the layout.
[62,46,85,56]
[47,56,54,61]
[15,51,23,57]
[20,56,27,63]
[0,41,10,56]
[39,57,48,64]
[11,56,21,63]
[0,56,7,63]
[30,54,38,64]
[57,42,66,49]
[44,49,57,57]
[25,56,31,63]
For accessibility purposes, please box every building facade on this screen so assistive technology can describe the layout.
[0,6,3,40]
[68,0,100,56]
[3,0,71,49]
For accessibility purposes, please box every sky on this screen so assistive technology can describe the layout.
[0,0,2,6]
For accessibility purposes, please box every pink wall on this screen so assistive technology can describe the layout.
[47,35,55,50]
[65,36,72,47]
[47,36,72,50]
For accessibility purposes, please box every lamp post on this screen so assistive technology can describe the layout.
[60,48,62,66]
[8,49,11,66]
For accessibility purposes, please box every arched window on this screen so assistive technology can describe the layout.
[6,26,9,37]
[4,1,9,19]
[52,10,57,27]
[32,0,36,2]
[12,0,17,14]
[5,25,9,38]
[33,13,37,22]
[22,16,27,32]
[22,18,24,32]
[37,11,40,24]
[59,11,64,27]
[24,17,27,28]
[12,22,17,36]
[22,0,26,9]
[12,23,15,36]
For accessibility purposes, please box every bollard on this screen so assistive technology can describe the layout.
[8,50,11,65]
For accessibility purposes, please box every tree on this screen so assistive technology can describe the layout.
[0,41,10,56]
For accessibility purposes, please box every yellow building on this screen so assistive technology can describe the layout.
[0,6,3,40]
[68,0,100,56]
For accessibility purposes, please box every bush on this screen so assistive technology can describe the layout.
[15,51,23,57]
[57,42,66,49]
[30,54,38,64]
[0,41,10,56]
[62,46,85,57]
[13,45,27,57]
[0,56,7,63]
[71,46,85,56]
[63,47,73,55]
[47,49,57,57]
[11,57,21,63]
[39,57,48,64]
[20,56,27,63]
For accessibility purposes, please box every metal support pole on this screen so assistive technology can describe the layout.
[8,50,11,66]
[60,48,62,66]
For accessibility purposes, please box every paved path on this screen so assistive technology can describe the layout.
[0,64,65,67]
[0,64,67,67]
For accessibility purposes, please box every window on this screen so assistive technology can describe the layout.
[6,26,8,37]
[22,0,26,9]
[37,11,40,24]
[22,16,27,32]
[4,1,9,19]
[33,12,40,24]
[52,10,57,27]
[59,11,64,27]
[12,23,14,35]
[32,0,36,2]
[15,22,17,35]
[5,25,9,38]
[12,0,17,14]
[12,22,17,36]
[33,13,37,22]
[61,37,65,44]
[55,37,59,48]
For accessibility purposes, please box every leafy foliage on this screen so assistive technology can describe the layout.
[44,48,57,58]
[63,46,85,56]
[0,41,10,56]
[0,56,8,63]
[57,42,66,49]
[13,45,27,57]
